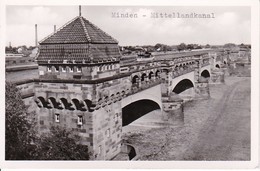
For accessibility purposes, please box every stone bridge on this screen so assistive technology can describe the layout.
[12,49,224,160]
[10,14,227,160]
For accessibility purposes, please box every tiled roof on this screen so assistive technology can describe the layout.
[37,44,121,63]
[37,16,121,63]
[39,16,118,44]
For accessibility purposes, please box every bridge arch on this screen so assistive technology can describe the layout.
[48,97,60,109]
[71,98,82,111]
[35,96,46,108]
[172,79,194,94]
[121,90,126,96]
[122,99,160,126]
[59,98,71,110]
[216,64,220,68]
[155,70,160,78]
[83,99,92,111]
[141,73,147,81]
[46,97,56,109]
[132,75,139,84]
[201,69,210,78]
[148,71,154,79]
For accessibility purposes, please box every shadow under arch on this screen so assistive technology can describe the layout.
[173,79,194,94]
[72,98,84,111]
[132,75,139,84]
[201,70,210,78]
[141,73,147,81]
[59,98,72,110]
[122,99,160,126]
[148,71,154,79]
[35,96,46,108]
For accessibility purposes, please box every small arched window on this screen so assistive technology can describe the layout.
[54,66,59,72]
[76,66,82,72]
[47,66,52,72]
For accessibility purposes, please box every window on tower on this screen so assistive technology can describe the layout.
[55,113,60,123]
[106,128,110,138]
[77,115,83,125]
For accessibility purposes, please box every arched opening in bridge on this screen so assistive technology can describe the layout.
[141,73,147,82]
[155,70,160,78]
[122,99,160,126]
[173,79,194,94]
[216,64,220,68]
[201,70,210,78]
[148,72,154,79]
[132,75,139,84]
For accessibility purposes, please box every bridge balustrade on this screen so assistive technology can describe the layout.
[128,78,161,96]
[172,65,195,78]
[201,59,210,67]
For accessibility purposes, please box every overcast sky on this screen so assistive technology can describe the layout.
[6,6,251,47]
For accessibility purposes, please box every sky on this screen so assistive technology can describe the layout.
[5,5,251,47]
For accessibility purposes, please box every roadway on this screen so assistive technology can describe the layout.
[123,76,251,160]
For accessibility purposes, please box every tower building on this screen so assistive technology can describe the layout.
[35,14,124,160]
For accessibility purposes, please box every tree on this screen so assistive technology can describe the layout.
[34,126,90,160]
[194,44,202,49]
[177,43,187,51]
[5,82,36,160]
[205,44,211,48]
[154,43,162,50]
[223,43,237,49]
[187,44,194,50]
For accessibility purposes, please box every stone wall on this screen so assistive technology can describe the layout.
[35,82,95,151]
[34,75,130,160]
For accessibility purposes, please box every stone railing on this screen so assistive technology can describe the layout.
[172,67,195,78]
[201,60,210,67]
[128,78,161,96]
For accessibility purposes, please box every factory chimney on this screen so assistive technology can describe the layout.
[35,24,38,47]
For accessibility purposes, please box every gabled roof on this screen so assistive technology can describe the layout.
[39,16,118,44]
